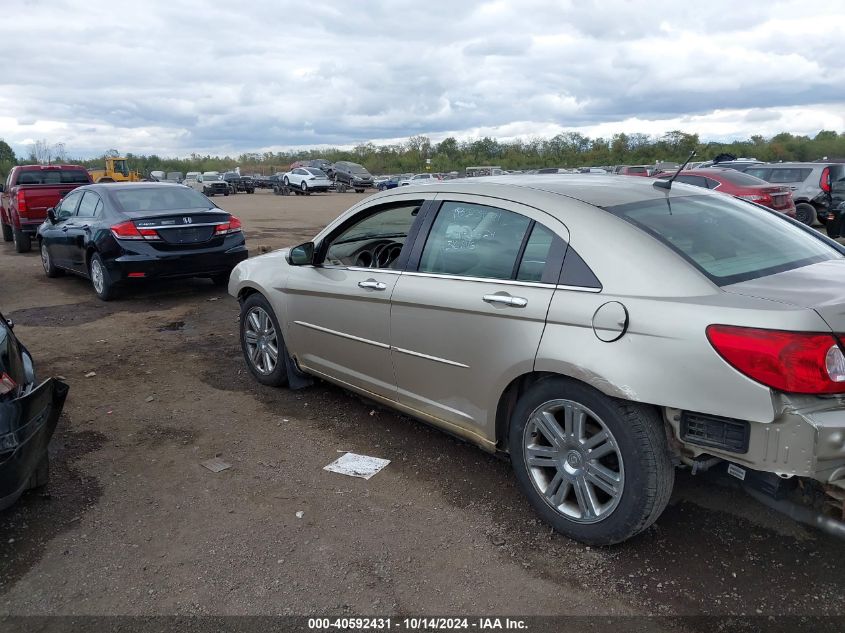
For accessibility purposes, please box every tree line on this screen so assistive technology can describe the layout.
[2,130,844,180]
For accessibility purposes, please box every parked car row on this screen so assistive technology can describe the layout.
[4,167,845,541]
[655,168,797,217]
[615,160,845,227]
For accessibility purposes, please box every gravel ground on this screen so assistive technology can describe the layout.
[0,189,843,625]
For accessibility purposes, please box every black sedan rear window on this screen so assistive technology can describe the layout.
[604,195,841,286]
[111,187,214,212]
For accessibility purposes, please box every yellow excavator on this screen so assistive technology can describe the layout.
[88,156,142,183]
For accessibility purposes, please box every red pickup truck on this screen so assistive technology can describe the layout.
[1,164,92,253]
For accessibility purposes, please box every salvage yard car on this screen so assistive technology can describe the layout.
[332,161,374,193]
[743,162,844,227]
[1,164,92,253]
[190,172,230,197]
[229,175,845,545]
[37,183,247,300]
[656,168,797,217]
[1,311,68,511]
[283,167,333,194]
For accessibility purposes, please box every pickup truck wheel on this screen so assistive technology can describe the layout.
[795,203,817,226]
[41,241,62,277]
[240,293,289,388]
[1,222,11,242]
[89,253,115,301]
[13,227,31,253]
[508,377,674,545]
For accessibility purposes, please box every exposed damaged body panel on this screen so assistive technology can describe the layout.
[0,378,68,510]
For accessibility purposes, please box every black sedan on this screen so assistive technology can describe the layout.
[1,312,68,511]
[37,183,248,300]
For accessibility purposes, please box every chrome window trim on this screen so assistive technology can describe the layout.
[293,320,390,349]
[318,265,403,275]
[399,270,601,292]
[556,283,602,293]
[401,271,554,288]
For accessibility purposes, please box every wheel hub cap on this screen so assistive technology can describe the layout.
[523,400,625,524]
[243,307,278,375]
[564,450,583,472]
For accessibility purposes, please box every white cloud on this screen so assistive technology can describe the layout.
[0,0,842,158]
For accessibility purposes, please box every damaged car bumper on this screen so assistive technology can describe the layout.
[0,378,69,511]
[668,396,845,491]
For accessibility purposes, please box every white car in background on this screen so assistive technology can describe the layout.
[188,171,230,196]
[283,167,333,194]
[400,173,440,186]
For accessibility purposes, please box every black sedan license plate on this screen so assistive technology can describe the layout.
[161,227,213,244]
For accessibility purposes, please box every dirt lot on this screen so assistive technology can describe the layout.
[1,189,844,623]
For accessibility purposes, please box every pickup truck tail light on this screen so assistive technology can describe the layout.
[16,191,27,218]
[110,221,160,241]
[706,325,845,394]
[214,215,242,235]
[820,166,831,193]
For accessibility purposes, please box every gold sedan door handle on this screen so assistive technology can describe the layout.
[483,294,528,308]
[358,280,387,291]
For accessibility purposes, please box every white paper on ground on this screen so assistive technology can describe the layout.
[200,457,232,473]
[323,452,390,480]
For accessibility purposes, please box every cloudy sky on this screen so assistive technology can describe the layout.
[1,0,844,158]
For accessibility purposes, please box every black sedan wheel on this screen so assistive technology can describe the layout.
[40,241,62,278]
[240,293,288,387]
[89,252,116,301]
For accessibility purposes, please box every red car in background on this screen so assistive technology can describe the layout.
[1,164,92,252]
[657,168,796,217]
[616,165,651,177]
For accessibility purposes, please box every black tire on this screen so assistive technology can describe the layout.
[1,222,11,242]
[13,227,31,253]
[300,181,308,193]
[211,272,230,287]
[239,293,289,388]
[355,189,364,193]
[27,453,49,490]
[508,377,674,545]
[283,177,290,186]
[89,252,116,301]
[795,202,817,226]
[224,191,229,196]
[826,214,842,239]
[40,240,62,278]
